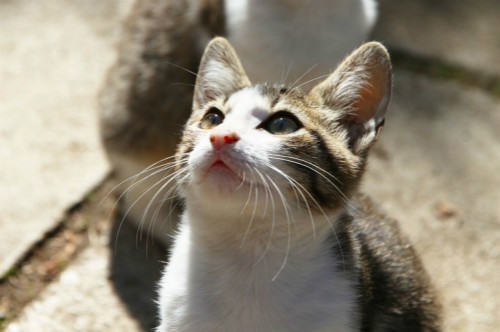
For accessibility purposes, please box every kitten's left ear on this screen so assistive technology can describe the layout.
[309,42,392,154]
[193,37,251,109]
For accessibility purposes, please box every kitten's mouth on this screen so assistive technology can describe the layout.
[201,158,248,190]
[206,158,241,179]
[197,157,265,196]
[211,160,232,171]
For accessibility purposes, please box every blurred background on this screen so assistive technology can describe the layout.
[0,0,499,331]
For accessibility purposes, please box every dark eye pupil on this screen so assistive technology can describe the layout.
[262,112,301,134]
[271,118,287,132]
[200,107,224,129]
[207,113,221,125]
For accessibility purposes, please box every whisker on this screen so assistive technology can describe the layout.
[240,166,260,248]
[235,170,247,191]
[143,169,189,251]
[142,57,199,78]
[240,165,255,215]
[280,60,294,86]
[253,168,269,217]
[118,158,189,207]
[152,172,190,233]
[105,156,189,220]
[102,153,189,205]
[267,156,346,268]
[268,153,352,205]
[139,167,188,232]
[149,181,182,237]
[138,166,189,245]
[289,64,318,91]
[264,162,317,239]
[267,154,351,266]
[269,153,340,182]
[291,73,331,92]
[113,163,188,252]
[265,176,292,282]
[255,174,277,266]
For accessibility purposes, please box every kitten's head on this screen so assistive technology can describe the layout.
[176,37,391,217]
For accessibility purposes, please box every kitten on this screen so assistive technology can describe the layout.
[98,0,378,244]
[157,38,441,332]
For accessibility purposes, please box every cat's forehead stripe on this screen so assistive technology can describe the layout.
[256,84,282,107]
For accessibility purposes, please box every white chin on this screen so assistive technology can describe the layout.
[207,165,244,189]
[190,166,252,203]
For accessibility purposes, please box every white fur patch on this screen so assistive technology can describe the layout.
[158,217,358,332]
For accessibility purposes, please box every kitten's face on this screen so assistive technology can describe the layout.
[179,85,354,214]
[176,38,391,217]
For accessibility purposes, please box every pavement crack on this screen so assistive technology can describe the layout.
[0,178,117,330]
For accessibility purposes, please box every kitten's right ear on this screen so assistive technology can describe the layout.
[193,37,251,109]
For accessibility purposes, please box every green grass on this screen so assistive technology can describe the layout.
[0,267,19,283]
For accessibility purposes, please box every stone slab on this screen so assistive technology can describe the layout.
[372,0,500,76]
[5,226,144,332]
[0,0,133,276]
[363,70,500,331]
[5,199,166,332]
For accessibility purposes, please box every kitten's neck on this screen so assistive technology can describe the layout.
[183,199,342,264]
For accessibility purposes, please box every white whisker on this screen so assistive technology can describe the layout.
[139,166,189,236]
[144,170,187,246]
[102,154,189,208]
[114,162,188,251]
[253,168,270,217]
[265,176,292,282]
[240,166,260,248]
[268,153,353,207]
[254,173,277,266]
[291,73,331,92]
[240,166,255,215]
[265,162,317,240]
[110,157,189,216]
[289,64,318,91]
[268,155,346,267]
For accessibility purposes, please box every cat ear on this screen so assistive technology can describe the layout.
[194,37,251,109]
[309,42,392,153]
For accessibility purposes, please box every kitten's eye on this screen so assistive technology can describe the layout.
[260,111,301,135]
[200,107,224,129]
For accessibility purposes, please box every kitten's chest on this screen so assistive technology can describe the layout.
[197,270,357,332]
[159,225,358,332]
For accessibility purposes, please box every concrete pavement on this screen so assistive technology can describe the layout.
[1,0,499,331]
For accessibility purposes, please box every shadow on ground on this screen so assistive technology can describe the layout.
[109,212,168,331]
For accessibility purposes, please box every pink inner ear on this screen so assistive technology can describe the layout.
[352,66,387,123]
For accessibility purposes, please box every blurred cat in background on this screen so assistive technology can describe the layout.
[99,0,378,244]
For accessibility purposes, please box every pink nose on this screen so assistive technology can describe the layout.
[209,129,240,149]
